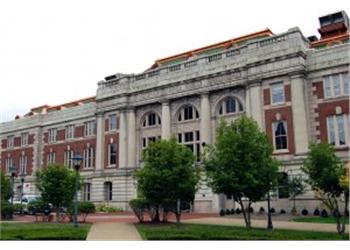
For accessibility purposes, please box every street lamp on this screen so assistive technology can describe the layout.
[267,190,273,230]
[72,153,83,228]
[9,164,17,205]
[20,174,25,214]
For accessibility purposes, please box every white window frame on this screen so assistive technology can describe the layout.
[7,136,14,148]
[323,72,350,98]
[83,183,91,201]
[326,114,349,147]
[141,136,161,149]
[218,98,243,115]
[142,113,161,128]
[108,143,117,166]
[104,182,113,201]
[65,125,75,140]
[19,154,27,175]
[109,114,117,131]
[47,151,56,165]
[48,129,57,143]
[178,130,201,162]
[271,83,285,105]
[5,156,13,173]
[83,146,94,169]
[84,121,96,137]
[64,149,74,168]
[272,121,289,152]
[21,133,28,146]
[178,105,199,122]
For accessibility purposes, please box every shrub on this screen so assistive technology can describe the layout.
[230,208,235,215]
[225,209,231,215]
[1,200,14,219]
[301,209,308,216]
[13,204,25,214]
[321,209,328,218]
[280,209,286,214]
[313,208,320,216]
[291,207,297,215]
[96,203,123,213]
[129,198,150,222]
[259,207,265,213]
[235,208,241,214]
[219,209,225,217]
[270,208,275,213]
[79,201,96,223]
[28,198,51,215]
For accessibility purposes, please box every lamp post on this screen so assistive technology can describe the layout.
[9,164,17,206]
[72,153,83,228]
[267,190,273,230]
[20,174,25,214]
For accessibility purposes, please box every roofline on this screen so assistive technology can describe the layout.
[311,32,349,47]
[31,96,96,112]
[151,28,273,68]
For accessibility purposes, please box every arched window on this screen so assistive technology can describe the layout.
[142,112,161,127]
[178,105,199,122]
[218,97,243,115]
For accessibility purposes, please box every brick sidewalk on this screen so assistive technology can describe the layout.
[183,217,349,233]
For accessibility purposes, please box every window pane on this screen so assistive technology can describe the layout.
[327,116,335,145]
[109,115,116,130]
[225,99,236,113]
[271,84,285,104]
[184,106,193,120]
[333,75,341,96]
[324,76,332,97]
[342,73,349,95]
[336,115,346,145]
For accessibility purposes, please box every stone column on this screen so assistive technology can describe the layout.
[95,113,104,170]
[200,92,212,145]
[245,87,251,117]
[127,108,136,168]
[249,83,263,129]
[161,101,171,139]
[119,110,128,168]
[290,74,309,154]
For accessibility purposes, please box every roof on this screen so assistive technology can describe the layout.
[311,32,349,48]
[150,28,273,69]
[30,96,96,113]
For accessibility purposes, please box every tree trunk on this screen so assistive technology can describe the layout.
[153,205,160,223]
[238,198,250,229]
[176,199,181,226]
[56,209,60,223]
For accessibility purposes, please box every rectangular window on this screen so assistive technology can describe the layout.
[48,129,57,143]
[84,121,96,137]
[272,121,288,150]
[21,133,28,146]
[5,157,13,173]
[7,136,14,148]
[104,182,112,201]
[179,130,201,162]
[65,125,75,140]
[48,152,56,165]
[178,133,182,143]
[184,132,194,142]
[327,114,349,146]
[19,155,27,175]
[83,183,91,201]
[271,83,285,104]
[64,150,74,168]
[323,72,350,98]
[108,144,117,165]
[83,147,94,169]
[109,114,117,131]
[148,113,156,126]
[184,106,193,120]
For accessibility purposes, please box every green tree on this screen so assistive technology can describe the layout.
[135,138,199,223]
[1,171,11,201]
[302,142,348,234]
[36,164,81,222]
[288,175,306,215]
[204,116,279,229]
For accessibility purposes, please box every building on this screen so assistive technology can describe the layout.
[1,11,349,212]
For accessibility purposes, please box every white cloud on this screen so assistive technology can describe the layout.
[0,0,348,122]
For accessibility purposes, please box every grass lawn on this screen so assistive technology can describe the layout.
[0,223,91,240]
[136,223,348,240]
[292,216,349,224]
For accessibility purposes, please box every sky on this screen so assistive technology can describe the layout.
[0,0,348,122]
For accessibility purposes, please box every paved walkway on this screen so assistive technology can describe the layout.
[184,217,349,233]
[86,222,142,241]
